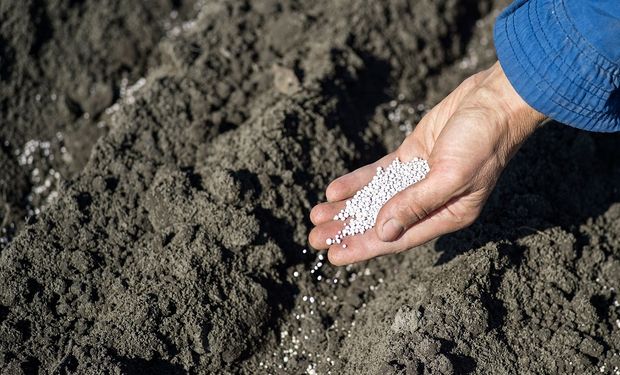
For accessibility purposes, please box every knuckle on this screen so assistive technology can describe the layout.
[458,210,479,228]
[444,203,480,230]
[398,200,429,224]
[461,213,477,227]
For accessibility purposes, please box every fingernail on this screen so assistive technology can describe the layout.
[381,219,404,242]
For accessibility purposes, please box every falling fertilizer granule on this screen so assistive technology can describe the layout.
[327,157,430,247]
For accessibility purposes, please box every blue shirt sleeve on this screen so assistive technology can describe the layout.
[494,0,620,132]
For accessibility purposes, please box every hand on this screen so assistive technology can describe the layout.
[309,62,546,265]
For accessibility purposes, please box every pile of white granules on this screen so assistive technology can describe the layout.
[327,157,430,247]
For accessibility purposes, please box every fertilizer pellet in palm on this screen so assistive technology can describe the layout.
[327,157,430,247]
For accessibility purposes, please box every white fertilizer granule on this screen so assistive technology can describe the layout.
[327,157,430,247]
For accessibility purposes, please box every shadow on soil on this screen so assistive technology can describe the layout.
[435,122,620,264]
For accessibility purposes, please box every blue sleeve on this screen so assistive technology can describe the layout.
[494,0,620,132]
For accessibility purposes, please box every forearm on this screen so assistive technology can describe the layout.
[494,0,620,132]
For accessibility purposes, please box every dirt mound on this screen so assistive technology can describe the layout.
[334,125,620,374]
[1,0,619,374]
[0,0,198,249]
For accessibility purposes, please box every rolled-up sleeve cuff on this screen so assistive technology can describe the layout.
[494,0,620,132]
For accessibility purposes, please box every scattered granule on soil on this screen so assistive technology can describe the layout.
[328,157,429,246]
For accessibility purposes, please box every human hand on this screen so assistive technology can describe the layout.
[309,62,546,265]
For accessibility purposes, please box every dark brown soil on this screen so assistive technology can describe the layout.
[1,0,619,374]
[0,0,198,248]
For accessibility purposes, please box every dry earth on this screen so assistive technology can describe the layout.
[1,1,619,374]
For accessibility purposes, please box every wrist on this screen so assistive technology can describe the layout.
[484,62,547,137]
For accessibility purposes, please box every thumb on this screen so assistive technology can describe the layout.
[375,168,466,242]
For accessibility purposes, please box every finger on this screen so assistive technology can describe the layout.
[308,220,347,250]
[325,154,395,202]
[327,204,471,265]
[375,166,467,242]
[310,201,345,225]
[391,203,473,249]
[326,228,392,265]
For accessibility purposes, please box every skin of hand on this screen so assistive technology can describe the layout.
[309,61,547,266]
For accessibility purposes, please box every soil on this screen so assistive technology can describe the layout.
[0,0,199,248]
[1,0,619,374]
